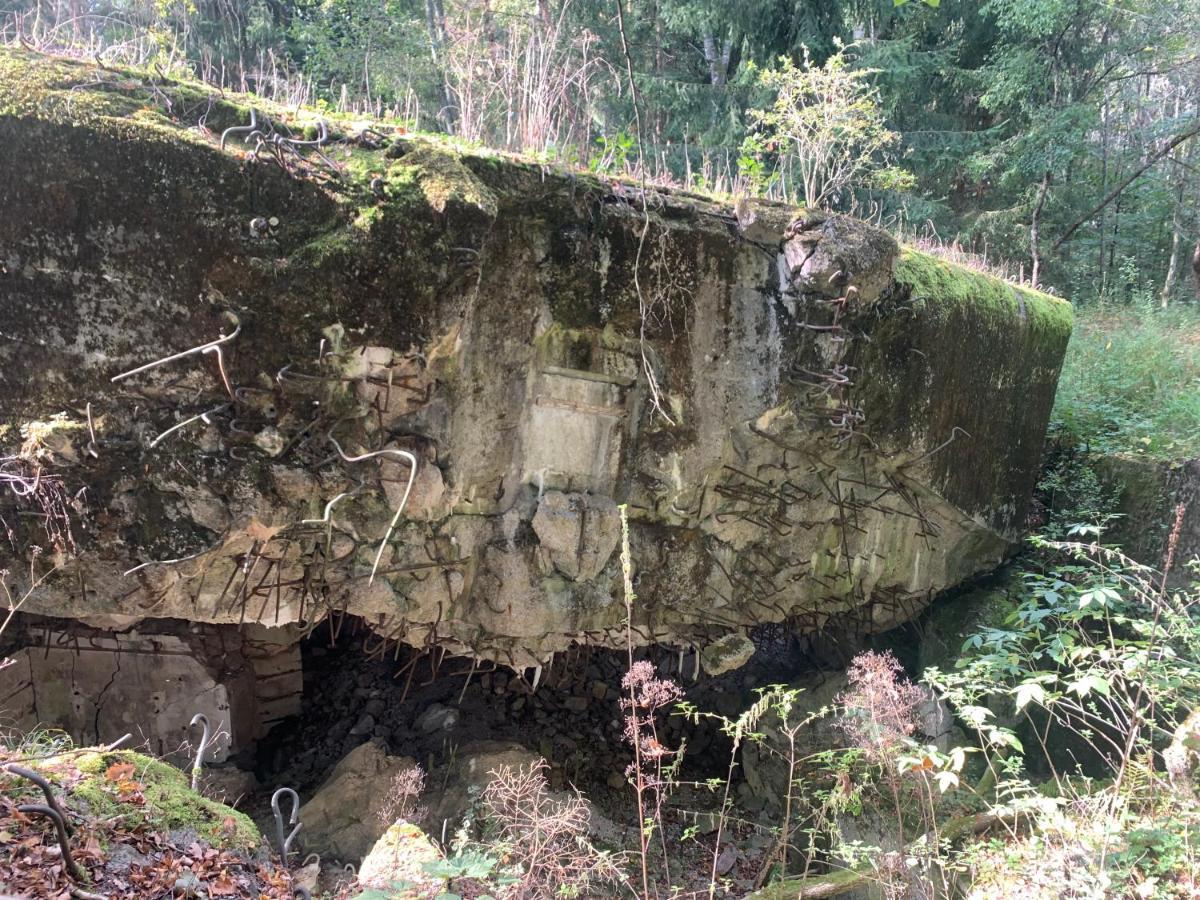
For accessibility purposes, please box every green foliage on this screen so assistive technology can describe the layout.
[70,750,262,848]
[421,849,508,882]
[746,47,903,208]
[923,536,1200,895]
[590,131,637,175]
[1052,305,1200,458]
[936,548,1200,751]
[1036,449,1120,539]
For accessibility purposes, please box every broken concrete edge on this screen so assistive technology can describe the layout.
[1088,452,1200,585]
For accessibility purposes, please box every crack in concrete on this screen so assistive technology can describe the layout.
[91,640,122,746]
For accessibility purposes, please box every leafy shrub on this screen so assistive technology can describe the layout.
[1035,448,1121,539]
[926,535,1200,896]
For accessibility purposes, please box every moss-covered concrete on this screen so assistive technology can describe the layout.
[72,750,261,848]
[1091,453,1200,585]
[847,249,1073,534]
[0,48,1072,680]
[1,748,260,850]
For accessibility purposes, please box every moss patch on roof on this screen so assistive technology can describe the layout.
[895,248,1074,344]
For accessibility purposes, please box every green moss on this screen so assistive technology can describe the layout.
[895,248,1074,345]
[0,49,319,165]
[386,145,498,218]
[72,750,260,850]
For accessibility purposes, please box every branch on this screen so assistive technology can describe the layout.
[1053,120,1200,250]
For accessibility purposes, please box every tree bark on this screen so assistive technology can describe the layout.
[1162,93,1198,306]
[1192,240,1200,300]
[424,0,455,133]
[1031,170,1052,288]
[702,31,732,86]
[1162,183,1186,307]
[1097,96,1109,295]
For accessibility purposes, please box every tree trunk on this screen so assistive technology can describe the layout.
[1098,97,1109,297]
[1192,240,1200,300]
[702,31,731,86]
[1162,185,1185,307]
[424,0,455,133]
[1031,170,1052,288]
[653,0,664,154]
[1163,93,1198,306]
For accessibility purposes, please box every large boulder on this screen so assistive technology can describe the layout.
[700,632,757,676]
[298,741,420,862]
[423,740,540,834]
[0,50,1072,676]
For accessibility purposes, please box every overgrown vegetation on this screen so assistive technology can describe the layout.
[0,741,292,897]
[1053,305,1200,458]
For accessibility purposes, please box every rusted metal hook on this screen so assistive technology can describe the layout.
[189,713,211,792]
[5,765,74,835]
[272,787,303,864]
[18,803,84,880]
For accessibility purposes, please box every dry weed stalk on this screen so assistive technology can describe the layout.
[481,759,622,898]
[837,649,925,856]
[441,1,608,158]
[1,558,57,674]
[377,763,426,827]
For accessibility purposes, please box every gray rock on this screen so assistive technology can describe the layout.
[298,741,421,862]
[357,820,443,894]
[106,842,151,875]
[173,871,201,897]
[415,703,459,733]
[715,842,739,876]
[199,765,258,807]
[423,741,540,833]
[701,632,757,676]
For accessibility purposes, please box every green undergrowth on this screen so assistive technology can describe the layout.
[1052,304,1200,458]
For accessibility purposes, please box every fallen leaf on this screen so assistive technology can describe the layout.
[105,763,136,783]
